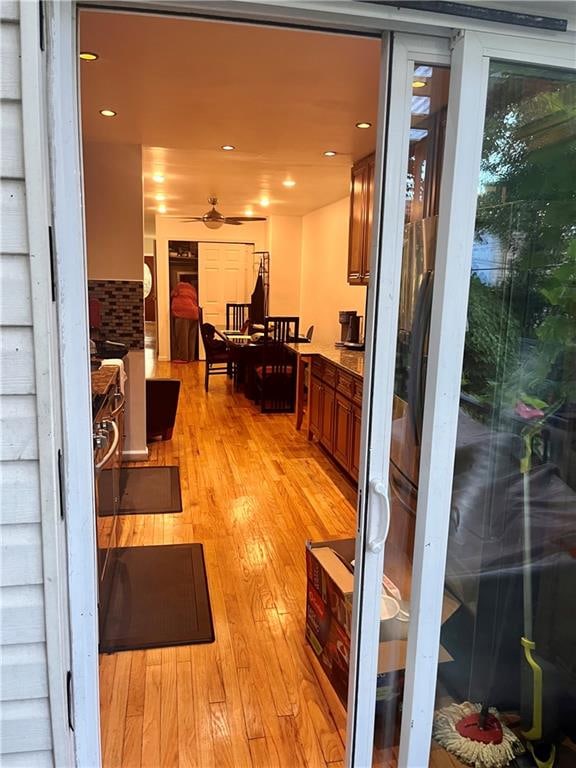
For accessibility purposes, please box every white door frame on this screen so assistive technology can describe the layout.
[46,3,101,766]
[44,1,575,764]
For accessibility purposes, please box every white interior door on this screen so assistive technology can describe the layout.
[198,241,253,358]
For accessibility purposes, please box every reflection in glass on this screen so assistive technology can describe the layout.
[433,63,576,767]
[373,64,450,765]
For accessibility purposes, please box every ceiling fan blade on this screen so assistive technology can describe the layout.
[224,216,267,223]
[180,217,204,222]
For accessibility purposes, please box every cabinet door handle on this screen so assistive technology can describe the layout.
[367,479,391,553]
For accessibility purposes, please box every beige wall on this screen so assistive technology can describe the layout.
[83,142,147,457]
[155,216,269,360]
[267,215,302,317]
[84,143,144,281]
[300,197,366,346]
[155,200,361,357]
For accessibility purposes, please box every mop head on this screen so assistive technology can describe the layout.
[433,701,525,768]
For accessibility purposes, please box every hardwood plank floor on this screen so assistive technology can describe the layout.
[99,356,463,767]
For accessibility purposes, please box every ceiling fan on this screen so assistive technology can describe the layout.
[180,197,267,229]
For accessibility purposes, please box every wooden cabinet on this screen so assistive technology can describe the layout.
[350,405,362,482]
[333,393,352,469]
[308,357,363,481]
[309,374,323,439]
[320,385,335,453]
[347,152,375,286]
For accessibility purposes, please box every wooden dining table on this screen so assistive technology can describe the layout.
[218,330,311,403]
[217,330,264,395]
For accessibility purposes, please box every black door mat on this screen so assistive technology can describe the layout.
[99,465,182,515]
[99,544,214,653]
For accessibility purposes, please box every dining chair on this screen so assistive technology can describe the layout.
[226,302,251,332]
[199,308,231,392]
[254,316,299,412]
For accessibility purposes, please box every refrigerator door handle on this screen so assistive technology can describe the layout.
[367,479,391,553]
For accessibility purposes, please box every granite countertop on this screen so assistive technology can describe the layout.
[285,342,365,378]
[91,365,119,396]
[91,365,119,416]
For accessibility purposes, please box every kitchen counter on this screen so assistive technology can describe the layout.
[285,342,365,379]
[91,365,119,415]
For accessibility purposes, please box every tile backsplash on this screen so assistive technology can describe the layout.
[88,279,144,350]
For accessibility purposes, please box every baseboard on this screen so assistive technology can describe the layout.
[122,448,149,461]
[158,355,169,362]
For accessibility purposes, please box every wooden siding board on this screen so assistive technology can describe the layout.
[0,180,28,254]
[0,460,41,525]
[0,255,32,326]
[0,395,38,460]
[0,327,35,394]
[0,100,24,179]
[0,698,52,754]
[0,585,45,645]
[0,523,43,586]
[0,643,49,701]
[0,22,20,100]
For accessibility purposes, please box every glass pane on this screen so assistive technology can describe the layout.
[372,63,451,765]
[432,63,576,767]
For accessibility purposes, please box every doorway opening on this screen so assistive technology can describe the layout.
[81,8,382,766]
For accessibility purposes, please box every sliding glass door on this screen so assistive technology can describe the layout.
[431,57,576,768]
[348,32,454,767]
[348,25,575,768]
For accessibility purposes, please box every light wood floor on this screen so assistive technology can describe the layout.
[99,358,464,768]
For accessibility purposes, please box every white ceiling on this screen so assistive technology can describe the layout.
[79,11,381,229]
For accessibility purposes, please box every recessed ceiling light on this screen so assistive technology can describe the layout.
[323,150,337,157]
[152,173,165,183]
[157,204,167,214]
[282,179,296,188]
[355,122,372,129]
[99,109,116,118]
[259,196,270,207]
[79,52,99,61]
[245,207,254,217]
[155,193,165,202]
[413,80,427,89]
[221,145,235,151]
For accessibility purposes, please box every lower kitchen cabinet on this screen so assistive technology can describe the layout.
[308,357,362,481]
[333,392,352,469]
[350,405,362,481]
[309,375,323,439]
[320,385,335,453]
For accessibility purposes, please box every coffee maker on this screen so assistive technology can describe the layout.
[344,314,363,349]
[337,311,356,346]
[337,311,361,347]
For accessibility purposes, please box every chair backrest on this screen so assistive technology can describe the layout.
[306,325,314,341]
[263,316,300,344]
[199,321,225,361]
[226,303,251,332]
[260,317,298,413]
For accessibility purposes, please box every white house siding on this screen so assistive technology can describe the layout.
[0,2,54,765]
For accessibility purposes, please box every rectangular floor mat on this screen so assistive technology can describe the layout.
[99,465,182,515]
[99,544,214,652]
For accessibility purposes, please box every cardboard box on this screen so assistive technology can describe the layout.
[305,538,456,709]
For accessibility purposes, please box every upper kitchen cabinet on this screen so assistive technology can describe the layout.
[347,153,375,285]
